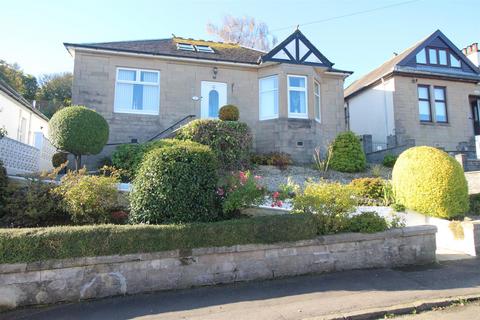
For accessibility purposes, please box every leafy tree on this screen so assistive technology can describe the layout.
[0,60,38,101]
[206,15,277,51]
[49,106,109,170]
[36,73,73,118]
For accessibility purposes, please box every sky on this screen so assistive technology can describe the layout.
[1,0,478,85]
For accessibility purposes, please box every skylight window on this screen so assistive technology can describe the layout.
[177,43,195,51]
[195,45,215,53]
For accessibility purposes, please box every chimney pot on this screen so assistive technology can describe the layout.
[472,43,479,53]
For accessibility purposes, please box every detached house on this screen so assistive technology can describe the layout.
[65,30,351,165]
[345,30,480,153]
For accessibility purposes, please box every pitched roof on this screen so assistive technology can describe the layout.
[0,79,48,121]
[64,37,265,65]
[345,30,480,99]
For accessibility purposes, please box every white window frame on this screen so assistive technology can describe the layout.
[314,80,321,123]
[195,45,215,53]
[177,43,195,51]
[259,75,279,121]
[287,75,308,119]
[114,67,160,115]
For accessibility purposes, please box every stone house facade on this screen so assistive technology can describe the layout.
[345,30,480,154]
[65,30,351,166]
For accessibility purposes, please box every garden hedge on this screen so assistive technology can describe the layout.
[392,146,469,219]
[175,119,252,171]
[0,215,318,264]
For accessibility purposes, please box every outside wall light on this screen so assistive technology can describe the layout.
[212,67,218,79]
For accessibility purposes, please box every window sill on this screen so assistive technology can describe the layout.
[260,115,279,121]
[114,109,159,116]
[419,121,450,127]
[288,114,308,119]
[315,118,321,124]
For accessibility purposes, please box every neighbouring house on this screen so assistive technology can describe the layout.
[0,79,49,145]
[64,29,352,166]
[345,30,480,154]
[0,79,55,174]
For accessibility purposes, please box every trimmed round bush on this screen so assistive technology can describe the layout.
[111,139,183,180]
[49,106,109,168]
[219,104,239,121]
[329,131,366,173]
[176,119,252,171]
[52,152,68,168]
[129,141,220,224]
[392,146,468,219]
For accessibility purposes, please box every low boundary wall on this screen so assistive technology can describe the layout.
[0,226,436,310]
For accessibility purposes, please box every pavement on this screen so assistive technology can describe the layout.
[2,258,480,320]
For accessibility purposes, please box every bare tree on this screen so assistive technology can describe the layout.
[206,15,277,51]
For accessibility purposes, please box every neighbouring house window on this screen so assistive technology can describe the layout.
[288,75,308,118]
[18,117,27,143]
[428,48,438,64]
[114,68,160,115]
[259,75,278,120]
[434,87,448,123]
[450,54,461,68]
[314,80,321,122]
[416,49,427,64]
[418,85,432,122]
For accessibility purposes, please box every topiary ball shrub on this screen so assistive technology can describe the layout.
[219,104,240,121]
[176,119,252,171]
[49,106,109,169]
[52,152,69,168]
[392,146,468,219]
[329,131,366,173]
[129,141,220,224]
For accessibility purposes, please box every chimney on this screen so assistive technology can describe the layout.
[462,42,480,67]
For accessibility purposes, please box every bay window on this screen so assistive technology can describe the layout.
[288,75,308,118]
[114,68,160,115]
[259,75,278,120]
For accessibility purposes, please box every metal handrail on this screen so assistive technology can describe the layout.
[147,114,196,141]
[105,114,196,146]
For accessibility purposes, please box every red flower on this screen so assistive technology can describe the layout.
[272,191,280,199]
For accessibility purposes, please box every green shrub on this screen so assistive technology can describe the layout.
[111,139,183,180]
[49,106,109,169]
[382,153,397,168]
[350,177,386,205]
[54,169,119,224]
[52,152,68,168]
[329,131,366,173]
[176,119,252,171]
[219,104,239,121]
[251,152,293,170]
[0,160,7,208]
[392,146,468,219]
[469,193,480,216]
[218,171,267,214]
[130,141,220,224]
[0,179,69,227]
[391,203,406,212]
[293,182,356,234]
[348,211,388,233]
[0,215,319,264]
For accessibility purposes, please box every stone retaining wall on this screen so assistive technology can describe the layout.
[0,226,436,311]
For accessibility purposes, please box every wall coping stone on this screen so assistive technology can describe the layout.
[0,226,437,275]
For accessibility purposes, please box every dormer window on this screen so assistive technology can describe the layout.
[416,47,462,68]
[196,45,214,53]
[177,43,195,51]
